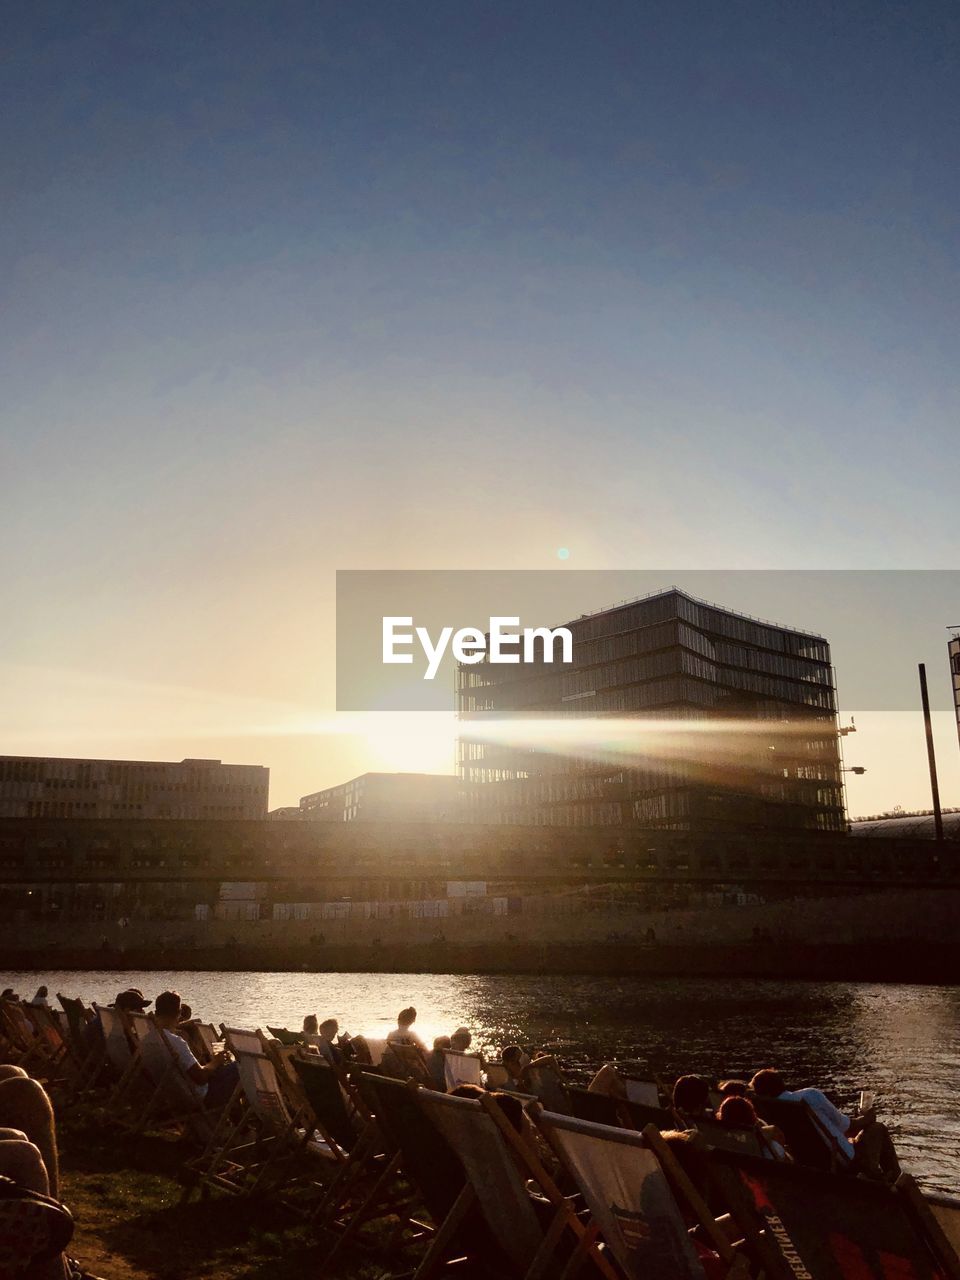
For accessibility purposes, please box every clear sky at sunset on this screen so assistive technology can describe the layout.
[2,2,958,814]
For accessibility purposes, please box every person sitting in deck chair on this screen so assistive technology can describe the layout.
[427,1035,451,1088]
[673,1075,713,1124]
[718,1079,749,1098]
[316,1018,342,1067]
[153,991,239,1109]
[500,1045,531,1089]
[587,1063,628,1098]
[750,1067,901,1182]
[450,1026,472,1051]
[386,1006,427,1051]
[301,1014,321,1047]
[716,1095,788,1161]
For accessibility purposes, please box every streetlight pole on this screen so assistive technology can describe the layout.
[918,663,944,843]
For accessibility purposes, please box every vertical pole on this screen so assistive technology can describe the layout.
[919,663,944,843]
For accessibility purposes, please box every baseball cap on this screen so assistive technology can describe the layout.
[113,988,152,1011]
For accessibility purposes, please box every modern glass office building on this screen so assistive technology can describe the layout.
[457,588,845,832]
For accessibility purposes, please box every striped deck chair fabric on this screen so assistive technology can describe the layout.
[442,1050,483,1092]
[535,1111,706,1280]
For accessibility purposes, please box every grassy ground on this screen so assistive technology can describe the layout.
[57,1112,402,1280]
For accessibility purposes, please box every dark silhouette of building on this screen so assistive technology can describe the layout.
[0,755,268,820]
[298,772,458,822]
[458,588,844,832]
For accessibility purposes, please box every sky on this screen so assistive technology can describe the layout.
[2,1,959,814]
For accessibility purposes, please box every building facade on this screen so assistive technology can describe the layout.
[298,772,458,823]
[458,588,845,832]
[0,755,269,820]
[950,633,960,749]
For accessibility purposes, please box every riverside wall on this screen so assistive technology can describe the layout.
[6,887,960,982]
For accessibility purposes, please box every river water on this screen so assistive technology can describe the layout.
[7,969,959,1195]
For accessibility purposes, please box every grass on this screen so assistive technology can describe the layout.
[56,1110,405,1280]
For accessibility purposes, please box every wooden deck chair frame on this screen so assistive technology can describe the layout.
[91,1004,143,1111]
[414,1086,620,1280]
[22,1005,76,1095]
[56,995,104,1092]
[530,1106,749,1280]
[308,1071,406,1248]
[348,1071,478,1258]
[0,1000,56,1077]
[197,1048,321,1200]
[641,1126,752,1276]
[10,1003,69,1084]
[125,1013,230,1145]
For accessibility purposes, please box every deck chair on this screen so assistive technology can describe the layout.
[442,1050,483,1092]
[266,1026,304,1047]
[627,1100,676,1130]
[692,1118,772,1159]
[703,1145,960,1280]
[347,1072,507,1275]
[533,1109,747,1280]
[293,1056,361,1153]
[55,995,103,1091]
[176,1020,213,1064]
[125,1013,224,1143]
[0,1000,57,1076]
[752,1095,849,1171]
[485,1063,510,1088]
[92,1004,141,1107]
[569,1087,635,1130]
[225,1049,337,1195]
[350,1036,387,1067]
[415,1087,620,1280]
[194,1023,221,1059]
[624,1078,662,1108]
[927,1194,960,1258]
[521,1055,570,1115]
[190,1046,306,1199]
[382,1042,435,1087]
[220,1025,266,1057]
[13,1004,70,1083]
